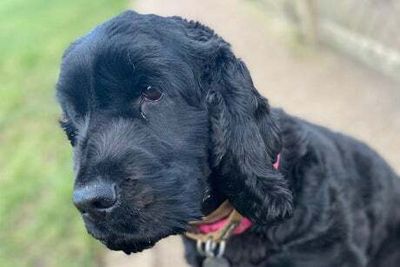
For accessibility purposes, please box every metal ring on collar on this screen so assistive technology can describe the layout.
[205,239,216,257]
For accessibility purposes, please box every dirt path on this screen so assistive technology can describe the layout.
[105,0,400,266]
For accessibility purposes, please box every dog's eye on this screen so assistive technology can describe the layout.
[141,86,163,101]
[59,118,78,146]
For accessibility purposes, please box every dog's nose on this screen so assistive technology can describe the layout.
[73,182,117,215]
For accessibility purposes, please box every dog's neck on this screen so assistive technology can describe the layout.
[185,154,281,242]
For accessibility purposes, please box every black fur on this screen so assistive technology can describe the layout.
[56,11,400,266]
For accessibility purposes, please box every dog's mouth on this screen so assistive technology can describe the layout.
[101,235,159,254]
[81,211,186,254]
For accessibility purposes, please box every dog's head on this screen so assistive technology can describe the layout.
[56,11,292,253]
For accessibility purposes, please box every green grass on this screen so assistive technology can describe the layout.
[0,0,127,266]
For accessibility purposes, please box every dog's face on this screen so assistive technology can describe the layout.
[57,12,214,253]
[57,11,292,253]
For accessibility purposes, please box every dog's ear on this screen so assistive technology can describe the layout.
[175,22,292,224]
[174,17,293,224]
[205,48,293,224]
[206,56,293,224]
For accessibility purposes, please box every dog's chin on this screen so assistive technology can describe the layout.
[89,227,177,254]
[83,216,185,254]
[101,236,158,254]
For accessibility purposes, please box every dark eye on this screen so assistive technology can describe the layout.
[141,86,163,101]
[59,118,77,146]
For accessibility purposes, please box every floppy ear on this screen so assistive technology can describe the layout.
[174,17,293,224]
[203,41,293,224]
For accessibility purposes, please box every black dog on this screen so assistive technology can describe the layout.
[56,11,400,267]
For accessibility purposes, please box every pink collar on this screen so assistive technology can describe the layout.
[197,154,281,235]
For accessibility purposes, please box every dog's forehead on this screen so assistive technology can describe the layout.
[57,11,204,122]
[57,14,191,118]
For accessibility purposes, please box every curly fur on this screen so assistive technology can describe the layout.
[56,11,400,266]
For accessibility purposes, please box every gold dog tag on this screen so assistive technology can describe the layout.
[202,256,230,267]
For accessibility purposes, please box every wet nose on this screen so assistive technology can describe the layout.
[73,182,117,216]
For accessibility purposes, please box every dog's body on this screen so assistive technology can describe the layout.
[56,11,400,267]
[184,111,400,267]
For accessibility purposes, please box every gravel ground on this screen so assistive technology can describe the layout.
[105,0,400,266]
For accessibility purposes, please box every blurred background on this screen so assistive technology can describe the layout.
[0,0,399,266]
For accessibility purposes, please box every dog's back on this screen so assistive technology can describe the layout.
[279,113,400,266]
[333,130,400,267]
